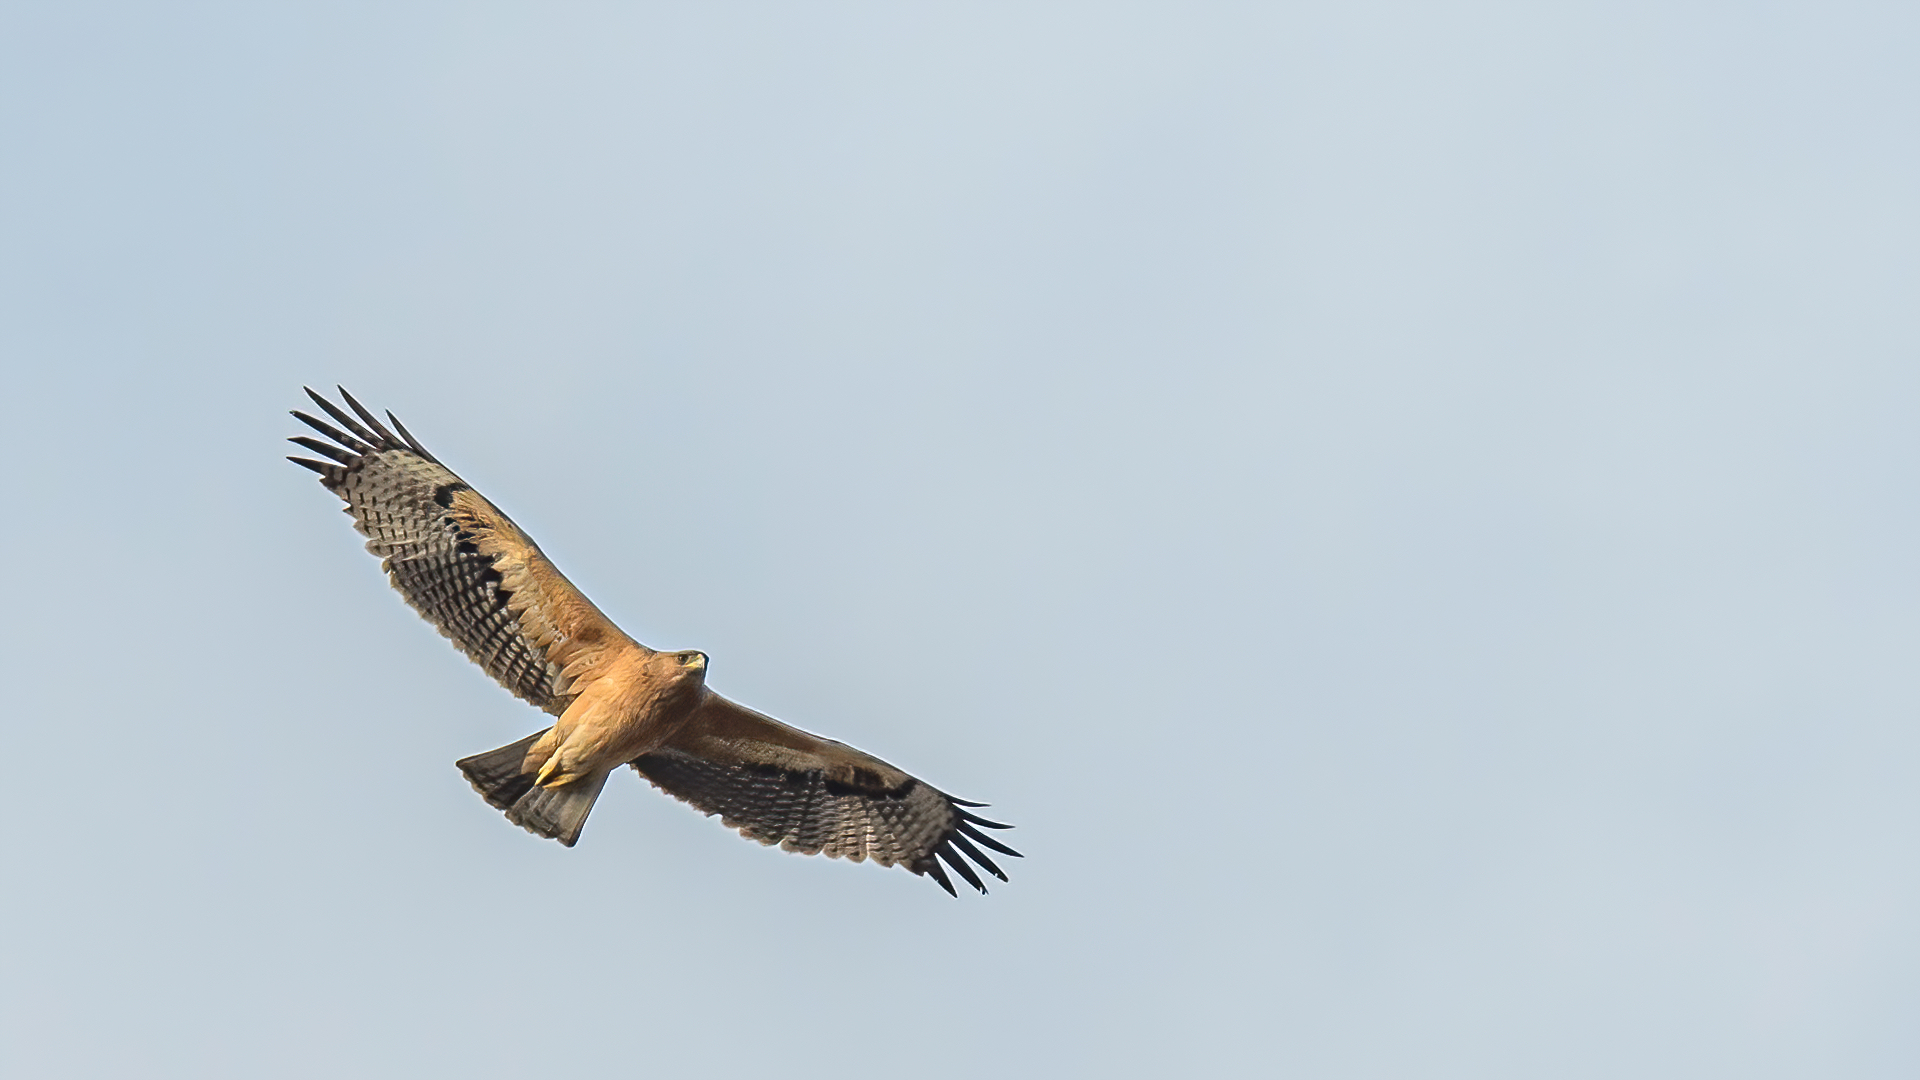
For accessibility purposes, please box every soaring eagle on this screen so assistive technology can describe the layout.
[288,387,1016,895]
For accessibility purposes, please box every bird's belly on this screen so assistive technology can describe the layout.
[564,713,675,769]
[546,695,696,780]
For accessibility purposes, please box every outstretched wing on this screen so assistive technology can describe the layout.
[630,695,1020,895]
[288,386,637,714]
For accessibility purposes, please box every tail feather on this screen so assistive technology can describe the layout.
[456,729,609,847]
[456,730,546,810]
[506,771,609,847]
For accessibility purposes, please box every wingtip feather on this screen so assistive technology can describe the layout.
[936,843,989,894]
[286,455,337,475]
[915,853,959,895]
[291,408,371,454]
[305,387,382,448]
[956,808,1014,830]
[386,409,437,462]
[338,386,402,446]
[956,819,1023,858]
[948,834,1009,882]
[288,435,356,464]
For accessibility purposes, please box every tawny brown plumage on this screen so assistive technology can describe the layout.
[288,386,1017,895]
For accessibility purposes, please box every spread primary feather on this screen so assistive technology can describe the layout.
[288,387,1016,895]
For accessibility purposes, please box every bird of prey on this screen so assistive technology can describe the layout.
[287,387,1016,895]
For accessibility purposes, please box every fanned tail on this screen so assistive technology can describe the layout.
[456,730,608,848]
[457,731,546,810]
[506,772,609,848]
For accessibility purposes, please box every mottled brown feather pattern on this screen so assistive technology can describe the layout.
[290,387,1018,894]
[632,697,1018,894]
[291,390,584,715]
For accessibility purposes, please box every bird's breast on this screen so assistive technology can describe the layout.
[548,653,703,774]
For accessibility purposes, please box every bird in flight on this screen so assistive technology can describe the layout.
[288,387,1017,895]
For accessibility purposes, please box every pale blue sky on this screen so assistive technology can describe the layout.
[4,4,1918,1077]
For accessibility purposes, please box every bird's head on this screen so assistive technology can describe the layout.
[648,648,710,705]
[671,650,709,682]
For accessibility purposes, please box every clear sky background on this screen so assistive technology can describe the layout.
[4,3,1917,1077]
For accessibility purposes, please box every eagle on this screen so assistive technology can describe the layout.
[288,387,1016,895]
